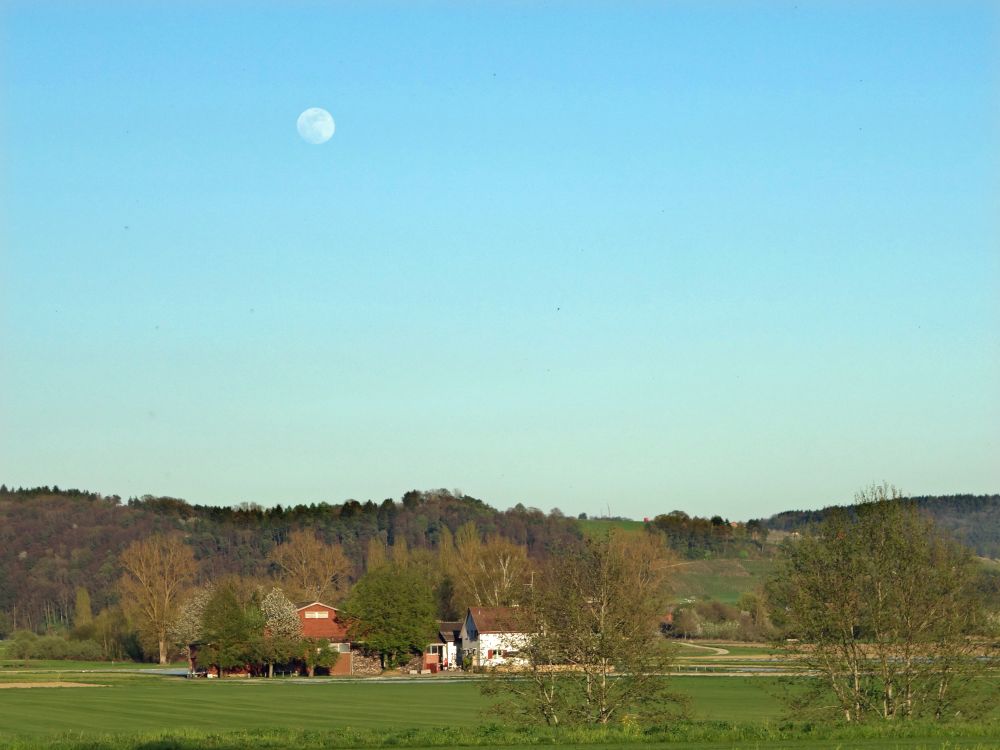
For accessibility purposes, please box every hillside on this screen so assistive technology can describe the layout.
[667,559,777,605]
[760,494,1000,558]
[0,486,580,633]
[3,485,997,636]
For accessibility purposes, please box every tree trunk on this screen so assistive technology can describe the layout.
[268,662,274,678]
[158,639,168,665]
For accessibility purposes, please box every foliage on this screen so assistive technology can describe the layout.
[73,587,93,628]
[169,585,214,649]
[300,637,339,676]
[488,531,682,726]
[648,512,767,560]
[199,580,266,676]
[5,629,104,660]
[345,562,437,668]
[669,593,775,641]
[767,484,997,722]
[260,586,303,674]
[7,719,1000,750]
[0,486,580,635]
[761,493,1000,558]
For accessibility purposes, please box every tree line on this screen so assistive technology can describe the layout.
[0,484,784,638]
[759,493,1000,558]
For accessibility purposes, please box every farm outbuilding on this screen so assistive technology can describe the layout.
[424,620,462,671]
[296,602,353,675]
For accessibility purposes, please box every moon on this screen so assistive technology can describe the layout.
[297,108,335,144]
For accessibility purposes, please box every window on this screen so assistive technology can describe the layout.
[304,610,329,619]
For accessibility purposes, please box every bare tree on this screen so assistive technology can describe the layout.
[268,529,351,604]
[119,534,198,664]
[448,522,530,609]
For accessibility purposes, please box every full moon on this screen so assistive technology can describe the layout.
[297,107,335,144]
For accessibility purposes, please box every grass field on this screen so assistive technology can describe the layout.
[1,672,997,749]
[0,658,186,671]
[668,559,778,604]
[577,518,648,538]
[0,674,785,735]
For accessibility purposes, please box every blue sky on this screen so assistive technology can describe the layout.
[1,1,997,519]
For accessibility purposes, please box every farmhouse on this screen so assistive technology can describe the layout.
[423,620,462,671]
[459,606,529,668]
[295,602,353,675]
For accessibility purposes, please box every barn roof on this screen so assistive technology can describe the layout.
[468,606,524,634]
[295,601,340,611]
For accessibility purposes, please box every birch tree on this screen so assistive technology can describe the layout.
[488,531,680,726]
[449,523,530,609]
[770,484,994,722]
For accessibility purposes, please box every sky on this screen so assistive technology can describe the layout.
[1,1,998,520]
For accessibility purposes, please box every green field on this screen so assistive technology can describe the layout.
[668,559,777,604]
[577,518,648,538]
[0,674,782,735]
[0,673,997,749]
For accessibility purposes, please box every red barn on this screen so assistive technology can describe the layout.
[296,602,353,675]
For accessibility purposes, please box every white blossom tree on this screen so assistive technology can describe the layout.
[169,585,214,674]
[261,586,303,677]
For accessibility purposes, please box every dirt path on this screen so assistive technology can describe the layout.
[0,681,104,689]
[675,641,730,656]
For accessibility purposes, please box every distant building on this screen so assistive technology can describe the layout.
[295,602,353,675]
[424,620,462,671]
[460,606,529,668]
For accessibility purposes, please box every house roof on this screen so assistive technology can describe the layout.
[295,601,340,611]
[468,606,524,634]
[438,620,462,642]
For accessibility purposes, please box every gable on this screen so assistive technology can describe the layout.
[460,610,477,641]
[296,602,348,640]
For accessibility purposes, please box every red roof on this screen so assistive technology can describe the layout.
[296,602,349,641]
[468,606,524,634]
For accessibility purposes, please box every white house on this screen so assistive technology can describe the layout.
[459,606,529,668]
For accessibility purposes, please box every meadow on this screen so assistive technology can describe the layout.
[0,671,997,750]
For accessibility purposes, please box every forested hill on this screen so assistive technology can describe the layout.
[3,485,997,633]
[760,494,1000,558]
[0,486,580,631]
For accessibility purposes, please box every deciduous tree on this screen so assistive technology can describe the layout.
[768,484,995,722]
[261,586,303,677]
[447,522,530,610]
[200,580,265,677]
[268,530,351,604]
[118,534,197,664]
[488,531,680,726]
[345,563,437,668]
